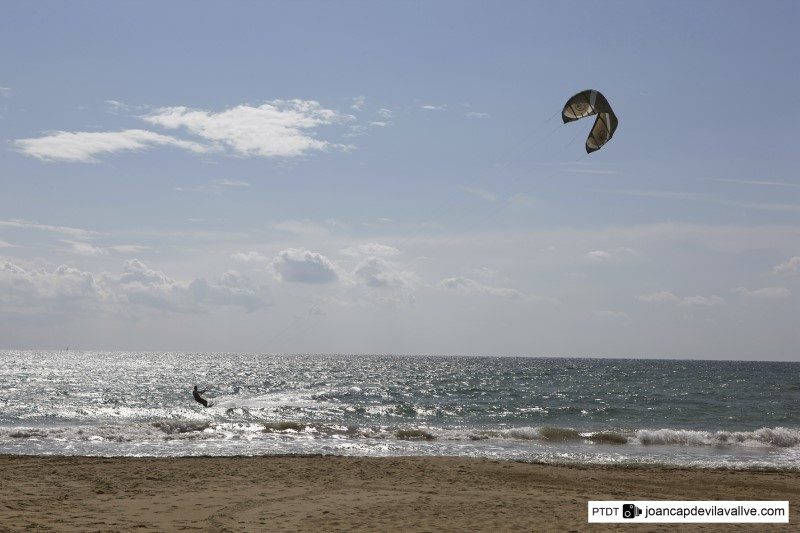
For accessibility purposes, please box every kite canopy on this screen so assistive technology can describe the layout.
[562,90,618,153]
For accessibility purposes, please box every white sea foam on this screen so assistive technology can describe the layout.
[635,427,800,448]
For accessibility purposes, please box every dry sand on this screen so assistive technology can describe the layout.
[0,455,797,532]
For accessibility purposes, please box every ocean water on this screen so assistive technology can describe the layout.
[1,351,798,469]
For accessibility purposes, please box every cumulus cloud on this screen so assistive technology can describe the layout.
[638,291,725,306]
[340,243,401,258]
[0,261,110,313]
[732,286,790,299]
[421,104,445,111]
[271,248,338,284]
[773,256,800,274]
[143,100,349,158]
[377,108,392,119]
[13,129,208,163]
[190,270,265,311]
[110,259,266,312]
[336,256,418,307]
[0,259,267,317]
[353,256,414,289]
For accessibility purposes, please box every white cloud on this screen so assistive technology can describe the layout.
[143,100,348,158]
[0,260,110,311]
[461,187,497,202]
[465,111,489,119]
[344,124,368,138]
[351,96,366,111]
[353,256,414,289]
[421,104,446,111]
[585,250,612,262]
[0,219,95,240]
[585,247,636,262]
[196,270,266,311]
[637,291,680,303]
[111,259,266,312]
[231,251,271,263]
[680,295,725,307]
[62,240,106,257]
[773,256,800,274]
[0,259,268,316]
[732,286,790,299]
[438,277,524,299]
[340,243,401,258]
[370,121,390,127]
[0,87,11,97]
[13,129,209,163]
[105,99,129,113]
[271,248,338,284]
[637,291,725,306]
[377,108,392,119]
[593,309,632,326]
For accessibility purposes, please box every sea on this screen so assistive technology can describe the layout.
[1,351,798,469]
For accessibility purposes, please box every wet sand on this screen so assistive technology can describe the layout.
[0,455,797,531]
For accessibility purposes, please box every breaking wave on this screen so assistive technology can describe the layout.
[635,427,800,448]
[2,423,798,448]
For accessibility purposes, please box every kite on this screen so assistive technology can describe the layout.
[562,90,618,153]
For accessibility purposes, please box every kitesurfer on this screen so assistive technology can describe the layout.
[193,385,210,407]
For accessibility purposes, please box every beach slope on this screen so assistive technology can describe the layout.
[0,455,797,531]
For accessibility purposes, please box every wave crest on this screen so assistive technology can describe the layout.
[635,427,800,448]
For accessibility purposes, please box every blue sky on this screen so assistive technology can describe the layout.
[1,1,798,359]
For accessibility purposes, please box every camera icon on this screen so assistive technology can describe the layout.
[622,504,642,519]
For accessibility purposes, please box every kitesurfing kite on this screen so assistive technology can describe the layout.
[562,90,618,153]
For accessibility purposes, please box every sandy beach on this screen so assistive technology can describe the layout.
[0,455,796,532]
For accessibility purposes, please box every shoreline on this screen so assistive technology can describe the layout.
[2,452,799,473]
[1,455,797,531]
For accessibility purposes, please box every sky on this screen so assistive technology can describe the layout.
[1,1,798,359]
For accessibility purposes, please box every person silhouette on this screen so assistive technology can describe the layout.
[193,385,210,407]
